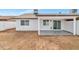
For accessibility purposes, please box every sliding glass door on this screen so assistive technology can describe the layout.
[53,20,61,30]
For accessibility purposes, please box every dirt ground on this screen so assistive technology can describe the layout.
[0,29,79,50]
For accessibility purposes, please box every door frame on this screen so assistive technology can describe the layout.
[53,20,61,31]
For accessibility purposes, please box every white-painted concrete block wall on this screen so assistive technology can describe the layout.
[40,19,64,30]
[15,16,78,35]
[40,20,51,30]
[0,21,16,31]
[16,19,38,31]
[62,21,73,33]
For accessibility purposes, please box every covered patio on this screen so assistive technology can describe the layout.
[38,16,77,35]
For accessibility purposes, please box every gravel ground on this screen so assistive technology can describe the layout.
[0,29,79,50]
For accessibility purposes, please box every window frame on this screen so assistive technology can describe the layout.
[43,20,49,26]
[21,20,29,26]
[53,20,61,29]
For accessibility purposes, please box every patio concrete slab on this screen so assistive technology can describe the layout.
[40,30,73,35]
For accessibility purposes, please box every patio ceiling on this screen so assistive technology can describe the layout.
[76,17,79,20]
[65,19,73,21]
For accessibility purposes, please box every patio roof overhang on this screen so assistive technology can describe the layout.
[37,14,79,16]
[37,14,79,20]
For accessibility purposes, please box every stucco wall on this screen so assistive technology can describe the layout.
[0,21,16,31]
[16,19,38,31]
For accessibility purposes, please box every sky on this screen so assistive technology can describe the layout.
[0,9,79,16]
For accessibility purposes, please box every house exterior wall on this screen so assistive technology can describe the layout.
[40,19,64,30]
[15,16,78,35]
[16,19,38,31]
[62,21,73,33]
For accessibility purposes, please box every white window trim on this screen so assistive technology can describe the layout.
[43,20,49,26]
[21,20,29,26]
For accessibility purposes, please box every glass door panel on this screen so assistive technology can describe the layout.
[53,20,61,30]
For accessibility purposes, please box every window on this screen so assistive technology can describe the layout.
[21,20,29,26]
[43,20,49,26]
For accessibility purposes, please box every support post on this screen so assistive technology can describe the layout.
[38,18,40,35]
[73,18,76,35]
